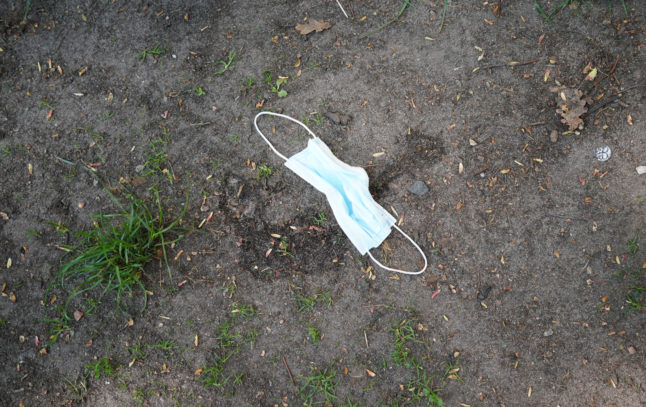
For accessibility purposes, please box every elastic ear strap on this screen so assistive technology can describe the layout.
[367,225,428,275]
[253,111,317,162]
[336,0,348,18]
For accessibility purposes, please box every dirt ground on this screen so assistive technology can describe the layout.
[1,1,645,406]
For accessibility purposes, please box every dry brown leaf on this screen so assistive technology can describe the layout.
[296,19,333,35]
[555,88,588,131]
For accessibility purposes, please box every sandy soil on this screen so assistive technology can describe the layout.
[1,1,645,406]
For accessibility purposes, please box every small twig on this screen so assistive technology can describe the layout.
[585,84,646,117]
[282,356,295,386]
[479,58,538,71]
[592,57,619,87]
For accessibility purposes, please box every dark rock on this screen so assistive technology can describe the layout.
[408,180,429,196]
[477,284,492,301]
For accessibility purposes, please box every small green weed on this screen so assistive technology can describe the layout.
[126,343,148,360]
[0,317,7,328]
[442,359,462,383]
[278,236,293,257]
[86,357,117,379]
[340,399,360,407]
[626,232,639,256]
[187,85,206,96]
[256,164,275,180]
[63,374,88,403]
[99,112,113,121]
[200,349,239,391]
[307,322,322,344]
[46,221,70,235]
[244,329,259,347]
[271,76,288,98]
[137,44,167,62]
[313,210,327,226]
[153,339,178,351]
[231,302,256,318]
[22,0,31,23]
[41,313,72,345]
[533,0,625,24]
[296,291,332,313]
[216,319,240,349]
[263,69,273,85]
[40,99,54,110]
[407,368,445,407]
[301,112,325,127]
[299,366,337,406]
[391,319,424,368]
[241,77,255,91]
[360,0,414,39]
[215,50,237,75]
[626,286,646,311]
[143,136,174,184]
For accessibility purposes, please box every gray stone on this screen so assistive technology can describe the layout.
[408,180,429,196]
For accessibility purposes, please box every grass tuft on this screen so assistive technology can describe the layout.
[47,159,190,319]
[299,366,337,406]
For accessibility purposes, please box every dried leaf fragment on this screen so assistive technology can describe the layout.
[555,88,588,131]
[296,19,333,35]
[585,67,598,81]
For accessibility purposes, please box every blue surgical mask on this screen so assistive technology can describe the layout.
[253,111,427,275]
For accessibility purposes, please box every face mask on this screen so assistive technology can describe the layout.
[253,111,427,275]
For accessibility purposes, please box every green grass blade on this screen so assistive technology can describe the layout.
[534,0,552,24]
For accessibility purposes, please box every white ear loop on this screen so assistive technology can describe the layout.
[367,225,428,275]
[253,111,317,162]
[336,0,349,18]
[253,111,427,276]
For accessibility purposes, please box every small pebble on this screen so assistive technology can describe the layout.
[543,328,553,337]
[408,180,429,196]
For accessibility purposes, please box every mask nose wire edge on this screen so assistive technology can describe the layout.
[367,225,428,275]
[253,111,318,162]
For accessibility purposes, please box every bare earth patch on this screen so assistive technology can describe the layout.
[1,1,645,406]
